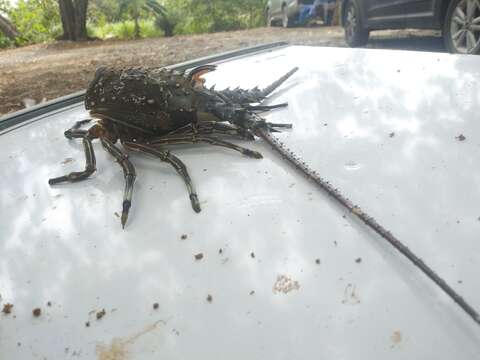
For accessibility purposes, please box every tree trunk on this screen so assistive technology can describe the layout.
[58,0,75,40]
[74,0,88,40]
[58,0,89,41]
[134,14,140,39]
[163,23,173,37]
[0,14,19,40]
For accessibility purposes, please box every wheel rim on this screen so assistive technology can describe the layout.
[345,4,357,41]
[282,7,288,27]
[450,0,480,53]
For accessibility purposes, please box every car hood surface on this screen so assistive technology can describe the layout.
[1,45,480,359]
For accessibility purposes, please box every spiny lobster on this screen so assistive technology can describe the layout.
[48,64,298,228]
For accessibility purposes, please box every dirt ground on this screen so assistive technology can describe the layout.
[0,26,443,116]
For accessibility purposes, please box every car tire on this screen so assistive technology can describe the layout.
[282,5,292,28]
[443,0,480,54]
[344,0,369,47]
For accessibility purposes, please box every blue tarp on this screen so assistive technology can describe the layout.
[298,5,316,24]
[297,0,333,24]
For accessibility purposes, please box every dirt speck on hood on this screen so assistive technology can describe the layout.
[390,330,402,347]
[2,303,13,314]
[96,309,106,320]
[273,275,300,294]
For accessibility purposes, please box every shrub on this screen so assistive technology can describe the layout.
[91,19,162,40]
[7,0,61,45]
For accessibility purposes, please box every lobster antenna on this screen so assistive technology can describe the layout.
[254,126,480,326]
[260,67,299,99]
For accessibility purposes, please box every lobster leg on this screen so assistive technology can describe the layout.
[69,118,92,131]
[149,135,263,159]
[245,103,288,111]
[48,129,97,185]
[198,122,255,140]
[100,138,136,229]
[166,122,255,141]
[123,142,201,213]
[210,103,292,133]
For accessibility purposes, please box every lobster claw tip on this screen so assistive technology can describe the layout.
[121,215,127,229]
[190,194,201,213]
[121,200,131,229]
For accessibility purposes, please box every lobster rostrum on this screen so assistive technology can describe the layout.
[49,64,298,228]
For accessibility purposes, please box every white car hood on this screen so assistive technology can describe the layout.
[1,45,480,359]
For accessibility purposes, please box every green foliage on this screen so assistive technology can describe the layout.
[89,0,123,24]
[0,34,14,48]
[139,19,164,37]
[144,0,178,36]
[0,0,11,13]
[171,0,267,35]
[91,19,162,40]
[7,0,61,45]
[0,0,268,48]
[0,1,13,48]
[117,0,147,38]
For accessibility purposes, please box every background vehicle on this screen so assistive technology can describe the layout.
[266,0,337,27]
[340,0,480,54]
